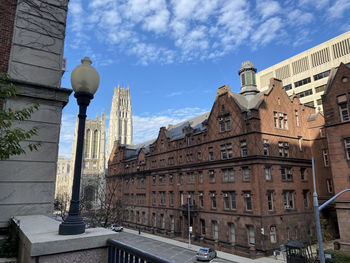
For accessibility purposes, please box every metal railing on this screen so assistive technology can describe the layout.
[107,239,173,263]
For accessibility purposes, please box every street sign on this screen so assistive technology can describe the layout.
[189,226,192,233]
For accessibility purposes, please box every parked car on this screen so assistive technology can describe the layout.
[196,247,216,261]
[110,224,123,232]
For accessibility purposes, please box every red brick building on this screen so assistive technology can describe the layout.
[322,63,350,251]
[107,61,334,257]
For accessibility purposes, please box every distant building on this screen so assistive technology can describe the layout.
[55,157,72,199]
[71,112,106,209]
[0,0,71,227]
[322,63,350,251]
[256,31,350,112]
[107,62,333,258]
[106,85,133,163]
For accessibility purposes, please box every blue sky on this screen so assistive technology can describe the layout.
[59,0,350,157]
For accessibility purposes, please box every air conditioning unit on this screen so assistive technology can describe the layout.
[199,193,203,197]
[125,164,129,168]
[243,193,250,198]
[270,226,276,232]
[211,193,216,197]
[223,193,228,197]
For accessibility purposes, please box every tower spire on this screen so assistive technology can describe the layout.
[238,61,259,99]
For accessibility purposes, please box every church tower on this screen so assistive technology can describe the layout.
[106,85,133,161]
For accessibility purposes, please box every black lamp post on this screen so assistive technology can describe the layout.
[59,57,100,235]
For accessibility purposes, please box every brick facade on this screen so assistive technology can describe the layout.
[108,65,334,258]
[0,0,17,73]
[322,63,350,251]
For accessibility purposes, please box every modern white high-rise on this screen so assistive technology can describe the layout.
[256,31,350,111]
[106,85,133,162]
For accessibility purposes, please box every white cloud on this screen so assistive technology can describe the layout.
[251,17,283,47]
[327,0,350,20]
[65,0,348,65]
[133,107,208,144]
[256,0,281,19]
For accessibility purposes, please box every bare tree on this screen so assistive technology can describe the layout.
[81,178,126,228]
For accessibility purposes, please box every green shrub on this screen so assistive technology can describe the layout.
[325,249,350,263]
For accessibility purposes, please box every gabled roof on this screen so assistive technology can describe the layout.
[230,90,266,111]
[167,112,210,140]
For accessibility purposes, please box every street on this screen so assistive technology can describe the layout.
[113,231,237,263]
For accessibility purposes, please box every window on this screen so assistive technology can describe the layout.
[283,191,294,209]
[221,144,227,159]
[305,101,314,107]
[278,142,289,157]
[152,192,156,205]
[303,190,309,208]
[209,170,215,183]
[222,168,234,182]
[244,192,252,211]
[178,173,184,185]
[313,70,330,81]
[274,112,288,129]
[326,179,333,193]
[265,167,271,181]
[212,221,218,239]
[320,128,326,138]
[223,192,230,209]
[143,212,146,224]
[263,139,269,155]
[169,191,174,206]
[242,167,250,181]
[296,89,313,98]
[345,138,350,159]
[294,77,311,88]
[339,103,349,122]
[151,160,157,168]
[153,213,157,227]
[317,99,322,105]
[168,157,174,165]
[295,110,300,127]
[322,149,329,167]
[200,219,206,235]
[300,168,307,181]
[159,175,166,185]
[187,136,191,146]
[197,151,202,160]
[210,192,217,209]
[170,216,175,231]
[283,84,292,91]
[199,192,204,207]
[315,84,326,93]
[267,191,274,211]
[241,140,247,157]
[281,167,293,181]
[198,171,203,184]
[187,172,195,184]
[219,116,231,132]
[231,192,237,209]
[208,147,214,161]
[248,225,255,244]
[229,224,236,242]
[220,143,232,159]
[270,226,277,243]
[92,130,98,158]
[161,214,165,229]
[186,153,193,162]
[84,129,91,158]
[169,174,173,185]
[160,140,164,151]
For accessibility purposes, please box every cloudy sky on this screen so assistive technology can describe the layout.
[59,0,350,157]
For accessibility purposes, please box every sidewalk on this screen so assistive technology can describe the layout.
[124,228,284,263]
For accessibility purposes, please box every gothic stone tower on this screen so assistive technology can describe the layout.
[106,85,133,161]
[71,111,106,209]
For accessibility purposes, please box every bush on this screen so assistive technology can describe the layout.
[0,219,19,258]
[325,249,350,263]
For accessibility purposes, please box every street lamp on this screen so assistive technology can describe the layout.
[187,194,191,248]
[59,57,100,235]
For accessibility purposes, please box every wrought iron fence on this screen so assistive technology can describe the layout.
[107,239,173,263]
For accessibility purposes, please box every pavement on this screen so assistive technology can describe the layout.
[123,228,285,263]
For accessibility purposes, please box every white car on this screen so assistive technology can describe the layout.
[196,247,216,261]
[110,224,123,232]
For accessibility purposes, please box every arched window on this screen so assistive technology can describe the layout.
[84,186,95,202]
[84,129,91,158]
[92,130,98,158]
